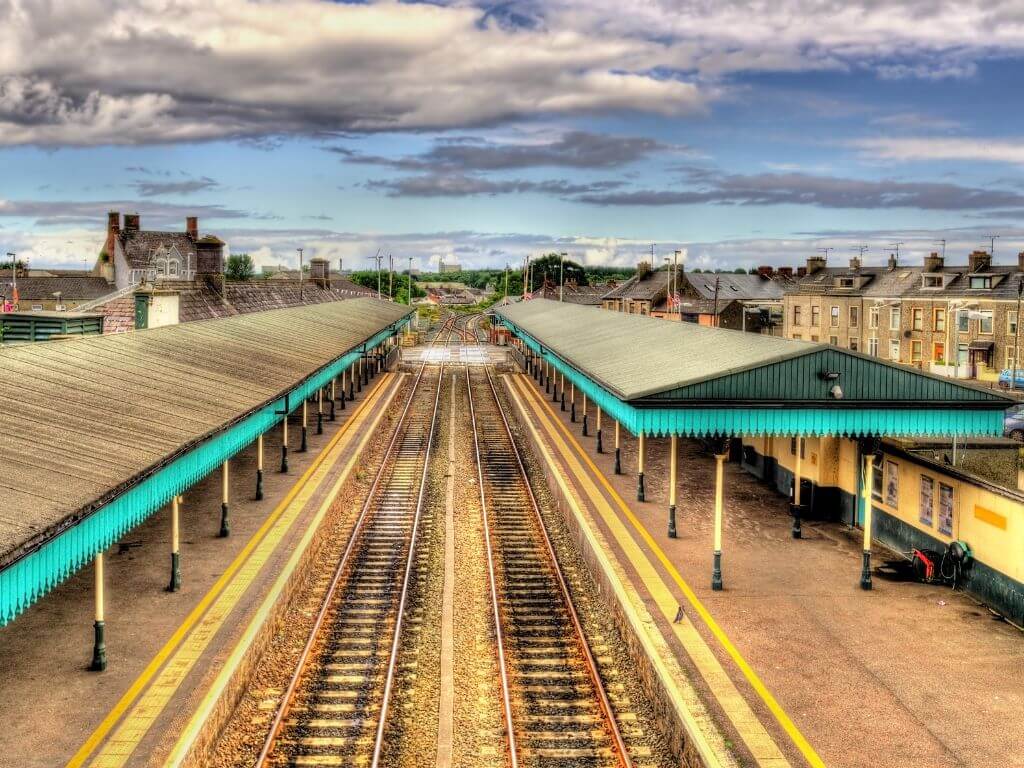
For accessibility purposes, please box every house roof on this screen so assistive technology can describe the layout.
[120,231,198,270]
[0,276,113,301]
[685,272,787,301]
[602,268,669,301]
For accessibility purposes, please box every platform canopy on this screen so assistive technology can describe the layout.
[0,297,412,625]
[496,299,1011,439]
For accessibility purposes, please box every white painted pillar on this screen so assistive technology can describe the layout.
[667,435,678,537]
[219,460,230,537]
[637,431,645,501]
[712,452,726,590]
[168,495,182,591]
[90,552,106,671]
[861,453,874,590]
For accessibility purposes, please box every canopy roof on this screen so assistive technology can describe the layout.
[0,298,410,624]
[496,300,1010,438]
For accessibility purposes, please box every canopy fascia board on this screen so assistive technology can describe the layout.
[0,315,410,626]
[501,319,1005,440]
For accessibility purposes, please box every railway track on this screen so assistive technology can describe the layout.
[466,366,635,768]
[255,353,446,767]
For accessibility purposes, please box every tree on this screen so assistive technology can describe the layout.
[526,253,587,291]
[226,253,255,281]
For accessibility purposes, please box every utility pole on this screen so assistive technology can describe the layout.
[934,239,946,260]
[504,263,509,302]
[388,254,394,300]
[1015,278,1023,392]
[296,248,304,300]
[712,276,721,327]
[408,256,413,305]
[559,251,567,302]
[889,242,904,261]
[368,249,383,299]
[817,246,834,261]
[674,250,681,321]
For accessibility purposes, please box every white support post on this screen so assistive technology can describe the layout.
[668,436,678,537]
[614,420,622,474]
[256,434,265,500]
[90,552,106,671]
[299,400,309,452]
[711,452,726,590]
[861,452,874,590]
[637,431,646,501]
[219,460,230,537]
[792,436,803,538]
[596,406,603,453]
[168,496,182,591]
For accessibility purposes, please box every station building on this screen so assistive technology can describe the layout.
[495,299,1024,626]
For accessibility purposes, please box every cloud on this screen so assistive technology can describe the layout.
[0,198,250,228]
[132,176,220,197]
[333,131,673,171]
[573,170,1024,211]
[853,137,1024,165]
[0,1,706,146]
[365,173,623,198]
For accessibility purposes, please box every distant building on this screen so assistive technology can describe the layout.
[439,261,462,274]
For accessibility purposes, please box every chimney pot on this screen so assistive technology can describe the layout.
[968,250,991,273]
[310,257,330,289]
[757,265,773,278]
[186,216,198,239]
[1017,251,1024,272]
[888,253,898,270]
[796,266,806,277]
[806,255,826,275]
[124,213,140,233]
[924,252,944,273]
[849,257,861,272]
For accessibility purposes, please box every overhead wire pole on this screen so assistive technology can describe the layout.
[297,248,304,301]
[368,249,383,299]
[934,239,947,260]
[559,251,567,302]
[889,242,904,261]
[388,254,394,300]
[986,234,1001,258]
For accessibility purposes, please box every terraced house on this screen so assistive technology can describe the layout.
[783,251,1024,384]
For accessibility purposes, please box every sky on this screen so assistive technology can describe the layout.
[2,0,1024,273]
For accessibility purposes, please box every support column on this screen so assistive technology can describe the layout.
[614,420,621,474]
[860,443,876,590]
[350,362,357,399]
[545,360,551,394]
[168,496,182,592]
[316,388,324,435]
[299,400,309,452]
[90,551,107,672]
[256,434,265,500]
[219,460,230,538]
[551,365,559,403]
[596,406,603,453]
[712,450,726,591]
[357,358,364,391]
[280,414,290,473]
[637,431,645,501]
[340,370,347,409]
[329,380,337,421]
[560,373,566,411]
[791,436,803,539]
[570,382,576,422]
[668,436,678,538]
[581,393,589,437]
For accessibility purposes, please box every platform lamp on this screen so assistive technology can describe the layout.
[559,252,567,302]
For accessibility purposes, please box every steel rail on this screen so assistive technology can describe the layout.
[465,365,519,768]
[368,349,445,767]
[255,318,448,767]
[474,366,634,768]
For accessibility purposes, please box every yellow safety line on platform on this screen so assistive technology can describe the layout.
[511,374,824,768]
[67,373,395,768]
[165,373,404,767]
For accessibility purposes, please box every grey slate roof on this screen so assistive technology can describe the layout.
[0,276,113,301]
[496,298,1009,403]
[121,231,197,269]
[0,298,410,567]
[685,272,786,301]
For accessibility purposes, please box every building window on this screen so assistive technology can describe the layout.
[969,276,992,289]
[839,277,855,288]
[871,454,884,501]
[869,306,879,329]
[922,274,943,289]
[810,335,819,342]
[911,308,923,331]
[933,342,945,362]
[789,438,805,458]
[811,306,820,326]
[938,483,954,536]
[849,306,859,327]
[829,335,838,345]
[850,337,859,351]
[793,305,802,326]
[933,308,945,332]
[792,333,802,340]
[168,259,179,276]
[885,460,899,507]
[868,337,879,357]
[830,306,840,327]
[957,309,969,332]
[979,310,993,334]
[889,339,900,361]
[911,340,923,362]
[1009,312,1018,335]
[890,306,901,330]
[919,476,934,527]
[1007,350,1017,369]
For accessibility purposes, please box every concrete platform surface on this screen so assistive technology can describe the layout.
[509,371,1024,768]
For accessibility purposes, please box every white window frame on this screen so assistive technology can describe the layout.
[890,306,901,330]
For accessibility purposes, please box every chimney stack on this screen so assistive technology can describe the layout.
[310,257,330,289]
[968,250,991,273]
[104,211,120,259]
[757,265,773,278]
[795,266,806,277]
[849,256,861,272]
[1017,251,1024,272]
[923,251,943,273]
[778,266,794,277]
[888,253,898,270]
[196,236,226,295]
[124,213,140,233]
[186,216,198,240]
[806,255,826,275]
[636,261,651,279]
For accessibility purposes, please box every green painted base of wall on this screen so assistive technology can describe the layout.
[740,445,1024,627]
[873,507,1024,628]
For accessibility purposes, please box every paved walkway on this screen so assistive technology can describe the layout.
[508,371,1024,768]
[0,370,402,768]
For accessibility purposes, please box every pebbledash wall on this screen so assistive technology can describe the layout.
[0,319,410,626]
[741,434,1024,627]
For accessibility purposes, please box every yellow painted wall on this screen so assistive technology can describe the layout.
[744,434,1024,585]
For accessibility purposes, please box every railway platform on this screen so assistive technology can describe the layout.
[505,370,1024,768]
[0,368,404,767]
